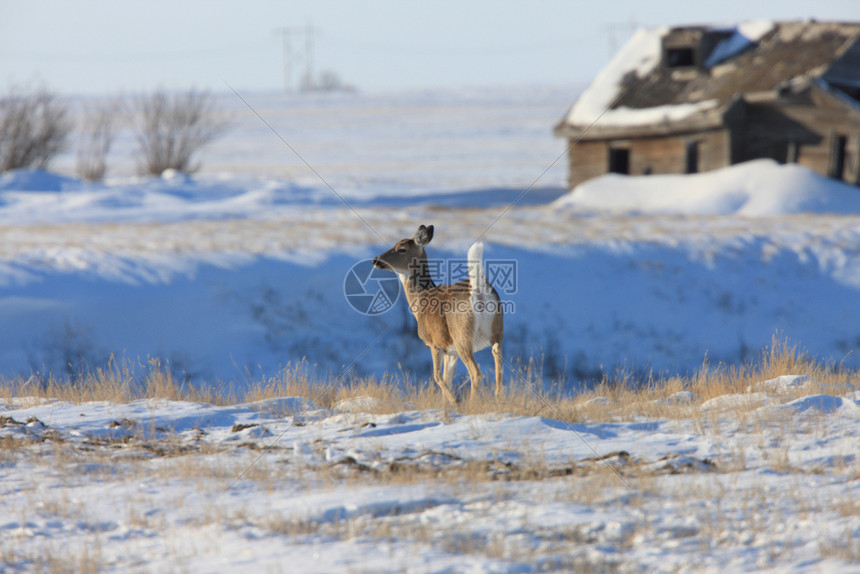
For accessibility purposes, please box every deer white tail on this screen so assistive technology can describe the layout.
[467,241,487,294]
[468,241,495,356]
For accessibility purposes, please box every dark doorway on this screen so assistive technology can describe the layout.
[685,141,699,174]
[608,147,630,174]
[831,135,847,180]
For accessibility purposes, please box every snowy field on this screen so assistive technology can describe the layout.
[3,372,860,572]
[3,85,860,571]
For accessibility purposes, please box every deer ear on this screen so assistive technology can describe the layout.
[415,224,434,247]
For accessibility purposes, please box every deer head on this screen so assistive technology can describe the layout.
[372,224,434,278]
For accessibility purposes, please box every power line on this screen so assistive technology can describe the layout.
[607,18,639,56]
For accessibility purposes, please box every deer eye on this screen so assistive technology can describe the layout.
[397,247,407,253]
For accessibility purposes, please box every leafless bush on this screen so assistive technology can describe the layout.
[0,86,72,172]
[76,100,120,181]
[25,318,110,384]
[134,88,229,175]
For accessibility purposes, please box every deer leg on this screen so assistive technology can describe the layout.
[443,353,458,388]
[431,346,457,405]
[455,343,483,400]
[492,341,503,397]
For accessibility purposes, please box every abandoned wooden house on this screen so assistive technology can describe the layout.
[554,20,860,189]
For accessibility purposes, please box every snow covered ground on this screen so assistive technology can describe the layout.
[3,87,860,386]
[2,374,860,572]
[3,161,860,384]
[3,85,860,571]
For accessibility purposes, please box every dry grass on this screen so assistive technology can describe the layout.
[240,478,636,573]
[1,337,855,425]
[567,336,858,422]
[820,530,860,563]
[1,357,227,405]
[0,357,319,406]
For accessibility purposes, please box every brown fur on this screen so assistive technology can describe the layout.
[373,225,504,404]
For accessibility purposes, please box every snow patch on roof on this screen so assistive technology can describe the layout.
[565,27,665,126]
[582,99,719,128]
[705,20,775,68]
[738,19,776,42]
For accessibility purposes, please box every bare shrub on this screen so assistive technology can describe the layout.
[25,318,110,384]
[76,99,120,181]
[134,88,229,175]
[0,86,72,172]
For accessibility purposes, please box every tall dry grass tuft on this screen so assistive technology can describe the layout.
[241,362,316,404]
[687,335,851,401]
[0,357,228,404]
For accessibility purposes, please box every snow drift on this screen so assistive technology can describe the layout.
[554,159,860,216]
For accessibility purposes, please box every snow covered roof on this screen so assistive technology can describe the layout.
[556,20,860,139]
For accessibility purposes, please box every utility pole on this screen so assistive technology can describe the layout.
[274,27,295,95]
[274,23,321,95]
[302,22,320,91]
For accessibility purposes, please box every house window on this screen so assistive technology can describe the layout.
[666,47,695,68]
[685,141,699,174]
[608,147,630,174]
[830,135,847,180]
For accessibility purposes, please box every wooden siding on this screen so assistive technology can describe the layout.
[734,102,820,165]
[779,90,860,184]
[566,129,730,189]
[566,141,608,189]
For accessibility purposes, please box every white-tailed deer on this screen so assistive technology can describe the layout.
[373,225,503,404]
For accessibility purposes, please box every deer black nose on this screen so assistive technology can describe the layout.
[372,257,381,268]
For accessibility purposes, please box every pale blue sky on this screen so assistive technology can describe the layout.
[2,0,859,95]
